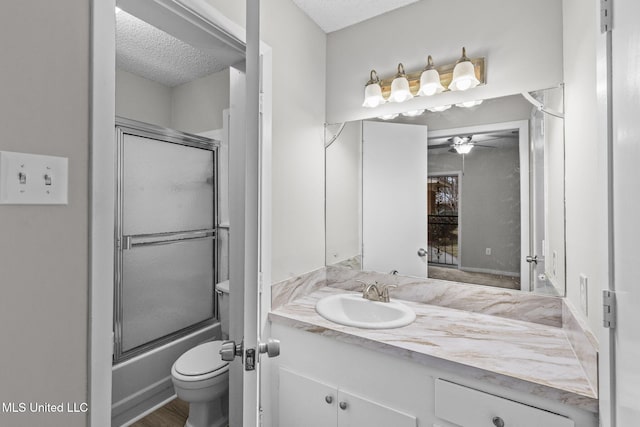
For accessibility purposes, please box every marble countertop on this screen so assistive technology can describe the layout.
[269,287,598,412]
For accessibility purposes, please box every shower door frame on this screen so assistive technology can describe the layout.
[113,117,219,363]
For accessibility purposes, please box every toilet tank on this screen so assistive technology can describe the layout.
[215,280,230,339]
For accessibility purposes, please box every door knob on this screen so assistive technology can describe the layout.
[417,248,427,257]
[220,340,243,361]
[258,338,281,358]
[525,255,538,264]
[339,401,348,410]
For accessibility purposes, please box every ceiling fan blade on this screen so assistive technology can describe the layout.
[472,144,497,148]
[428,143,453,149]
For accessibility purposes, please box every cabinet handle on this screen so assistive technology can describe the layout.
[492,416,505,427]
[339,401,348,410]
[325,395,333,404]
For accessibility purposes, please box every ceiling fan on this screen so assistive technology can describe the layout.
[428,132,517,154]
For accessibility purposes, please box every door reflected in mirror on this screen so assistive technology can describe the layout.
[325,88,565,296]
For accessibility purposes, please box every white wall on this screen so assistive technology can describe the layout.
[0,2,89,426]
[562,0,605,334]
[116,68,230,134]
[325,122,361,265]
[171,68,230,133]
[116,68,172,127]
[205,0,327,282]
[326,0,564,123]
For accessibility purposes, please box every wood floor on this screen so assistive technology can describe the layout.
[131,399,189,427]
[428,265,521,290]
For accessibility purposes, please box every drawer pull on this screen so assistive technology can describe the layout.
[325,395,333,404]
[339,401,348,410]
[492,416,505,427]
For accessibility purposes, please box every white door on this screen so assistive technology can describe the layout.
[362,121,429,277]
[606,0,640,424]
[227,3,277,426]
[227,2,263,425]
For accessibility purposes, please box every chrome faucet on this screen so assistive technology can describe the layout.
[356,280,397,302]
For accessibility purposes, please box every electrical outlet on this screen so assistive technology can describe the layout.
[579,274,588,314]
[485,248,491,255]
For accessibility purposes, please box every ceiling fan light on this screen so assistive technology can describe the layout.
[454,143,473,154]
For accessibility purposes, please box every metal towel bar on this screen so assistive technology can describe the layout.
[122,228,216,250]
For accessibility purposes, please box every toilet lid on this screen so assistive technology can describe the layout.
[174,341,229,376]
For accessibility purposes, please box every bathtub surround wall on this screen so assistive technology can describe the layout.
[0,1,90,426]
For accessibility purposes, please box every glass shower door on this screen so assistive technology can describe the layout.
[114,120,218,361]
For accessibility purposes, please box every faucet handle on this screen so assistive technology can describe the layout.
[380,284,397,302]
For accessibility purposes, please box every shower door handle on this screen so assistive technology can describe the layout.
[417,248,428,257]
[525,255,538,264]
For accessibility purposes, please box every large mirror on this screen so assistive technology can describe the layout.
[325,87,565,295]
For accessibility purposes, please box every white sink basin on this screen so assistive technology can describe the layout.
[315,293,416,329]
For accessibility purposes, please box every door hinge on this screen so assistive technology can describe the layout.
[603,290,616,328]
[259,93,264,114]
[601,0,612,33]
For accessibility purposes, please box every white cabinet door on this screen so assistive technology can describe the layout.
[279,368,336,427]
[280,368,417,427]
[362,121,429,277]
[338,389,417,427]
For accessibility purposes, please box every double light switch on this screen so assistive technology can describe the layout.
[0,151,68,205]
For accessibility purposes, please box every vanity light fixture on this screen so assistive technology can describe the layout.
[361,48,485,108]
[449,47,481,92]
[456,99,484,108]
[379,113,399,120]
[427,104,452,112]
[401,109,425,117]
[388,63,413,103]
[418,56,445,96]
[362,70,386,108]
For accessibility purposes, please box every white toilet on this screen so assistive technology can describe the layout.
[171,280,230,427]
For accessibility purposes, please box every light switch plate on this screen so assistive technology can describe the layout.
[0,151,68,205]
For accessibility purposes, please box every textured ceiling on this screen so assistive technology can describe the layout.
[116,9,242,87]
[292,0,420,33]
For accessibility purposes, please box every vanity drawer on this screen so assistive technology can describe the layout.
[435,379,574,427]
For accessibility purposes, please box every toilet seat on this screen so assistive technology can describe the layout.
[172,341,229,382]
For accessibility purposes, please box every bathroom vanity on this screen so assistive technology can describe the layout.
[269,281,598,427]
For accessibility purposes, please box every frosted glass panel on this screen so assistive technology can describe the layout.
[121,239,214,352]
[122,134,214,235]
